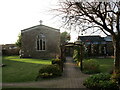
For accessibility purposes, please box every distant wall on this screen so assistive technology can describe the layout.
[2,44,20,56]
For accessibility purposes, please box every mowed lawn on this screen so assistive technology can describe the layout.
[2,56,114,83]
[2,56,52,83]
[84,58,114,73]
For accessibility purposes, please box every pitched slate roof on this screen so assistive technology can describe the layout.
[21,24,60,33]
[78,36,105,43]
[104,35,112,42]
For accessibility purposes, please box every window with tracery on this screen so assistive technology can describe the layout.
[36,34,46,51]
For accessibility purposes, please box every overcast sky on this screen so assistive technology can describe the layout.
[0,0,106,44]
[0,0,65,44]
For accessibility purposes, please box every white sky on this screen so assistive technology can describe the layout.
[0,0,106,44]
[0,0,64,44]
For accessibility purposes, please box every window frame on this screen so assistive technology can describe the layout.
[36,34,46,51]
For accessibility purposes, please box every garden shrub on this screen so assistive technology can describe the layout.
[38,64,62,78]
[52,58,62,65]
[83,59,100,74]
[73,46,87,61]
[83,73,119,90]
[52,58,63,71]
[73,49,79,62]
[112,72,120,85]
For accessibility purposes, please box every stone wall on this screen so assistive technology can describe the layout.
[21,25,61,59]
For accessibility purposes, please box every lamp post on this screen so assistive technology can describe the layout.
[75,40,83,71]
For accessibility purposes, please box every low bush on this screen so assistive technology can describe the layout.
[112,72,120,85]
[52,58,62,65]
[83,73,119,90]
[38,64,62,79]
[52,58,63,71]
[73,49,79,62]
[83,59,100,74]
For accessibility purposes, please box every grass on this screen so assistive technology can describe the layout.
[2,56,52,83]
[83,58,114,73]
[3,56,114,82]
[96,58,114,73]
[3,56,51,65]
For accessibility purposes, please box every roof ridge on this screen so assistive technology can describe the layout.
[21,24,60,32]
[21,25,40,31]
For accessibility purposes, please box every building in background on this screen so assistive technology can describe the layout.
[2,44,20,56]
[78,35,113,57]
[104,35,114,56]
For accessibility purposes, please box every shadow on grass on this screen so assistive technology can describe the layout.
[3,56,51,65]
[2,56,52,83]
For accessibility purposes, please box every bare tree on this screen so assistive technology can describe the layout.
[56,0,120,74]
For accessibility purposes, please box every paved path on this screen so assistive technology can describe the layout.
[2,57,90,88]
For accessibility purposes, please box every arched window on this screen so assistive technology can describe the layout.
[36,34,46,51]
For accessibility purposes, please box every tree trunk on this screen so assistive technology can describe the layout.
[113,36,120,74]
